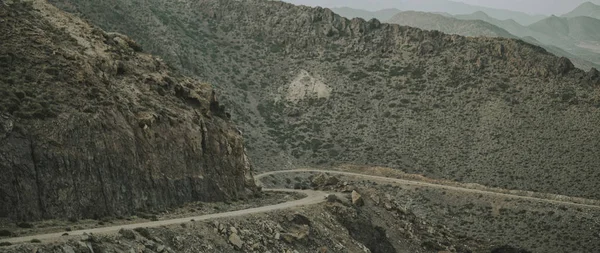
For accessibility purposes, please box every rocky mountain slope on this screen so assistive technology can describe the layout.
[563,1,600,19]
[0,0,256,221]
[387,11,516,38]
[47,0,600,200]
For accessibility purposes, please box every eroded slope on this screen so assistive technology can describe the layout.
[0,0,256,221]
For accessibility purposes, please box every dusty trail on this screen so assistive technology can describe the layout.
[3,169,599,244]
[0,189,327,244]
[259,169,600,210]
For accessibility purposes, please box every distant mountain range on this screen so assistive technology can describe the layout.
[378,2,600,70]
[325,0,547,25]
[388,11,515,38]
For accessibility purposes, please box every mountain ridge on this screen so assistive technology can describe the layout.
[563,1,600,19]
[46,0,600,201]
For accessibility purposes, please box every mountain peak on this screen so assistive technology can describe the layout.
[563,1,600,19]
[472,11,490,17]
[580,1,599,7]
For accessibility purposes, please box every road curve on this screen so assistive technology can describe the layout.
[3,168,600,244]
[0,188,327,244]
[259,169,600,210]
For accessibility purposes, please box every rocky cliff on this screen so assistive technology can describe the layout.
[47,0,600,200]
[0,0,256,221]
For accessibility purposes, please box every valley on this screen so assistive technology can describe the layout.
[46,0,600,200]
[1,0,600,252]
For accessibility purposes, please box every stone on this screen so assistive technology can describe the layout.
[370,194,380,205]
[289,213,311,226]
[228,233,244,249]
[311,173,339,187]
[384,203,393,210]
[274,233,281,240]
[156,245,165,253]
[229,227,238,234]
[281,233,296,243]
[326,194,339,203]
[352,190,364,206]
[119,229,136,240]
[62,246,75,253]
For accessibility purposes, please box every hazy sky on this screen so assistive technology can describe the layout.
[284,0,600,15]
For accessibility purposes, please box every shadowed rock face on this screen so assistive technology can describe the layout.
[47,0,600,200]
[0,1,256,221]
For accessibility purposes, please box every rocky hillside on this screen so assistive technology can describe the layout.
[0,0,256,221]
[47,0,600,200]
[387,11,516,38]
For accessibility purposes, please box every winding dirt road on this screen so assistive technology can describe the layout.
[259,169,600,210]
[2,169,599,244]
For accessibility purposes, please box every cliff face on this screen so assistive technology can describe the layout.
[47,0,600,200]
[0,0,256,221]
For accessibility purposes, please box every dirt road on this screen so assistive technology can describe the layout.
[0,189,327,244]
[259,169,600,210]
[2,169,599,244]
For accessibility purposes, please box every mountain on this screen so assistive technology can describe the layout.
[529,15,600,43]
[388,11,600,70]
[521,36,600,71]
[563,1,600,19]
[388,11,516,38]
[329,7,401,21]
[527,15,600,66]
[396,0,547,25]
[456,11,533,37]
[456,11,600,70]
[47,0,600,201]
[286,0,546,25]
[0,0,256,221]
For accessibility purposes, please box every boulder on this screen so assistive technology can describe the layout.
[228,233,244,249]
[118,229,136,240]
[289,213,311,226]
[311,173,339,187]
[370,194,380,205]
[351,190,364,206]
[326,194,339,203]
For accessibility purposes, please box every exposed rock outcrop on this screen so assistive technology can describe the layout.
[0,0,256,221]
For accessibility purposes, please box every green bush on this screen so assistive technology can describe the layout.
[0,230,12,237]
[17,222,34,229]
